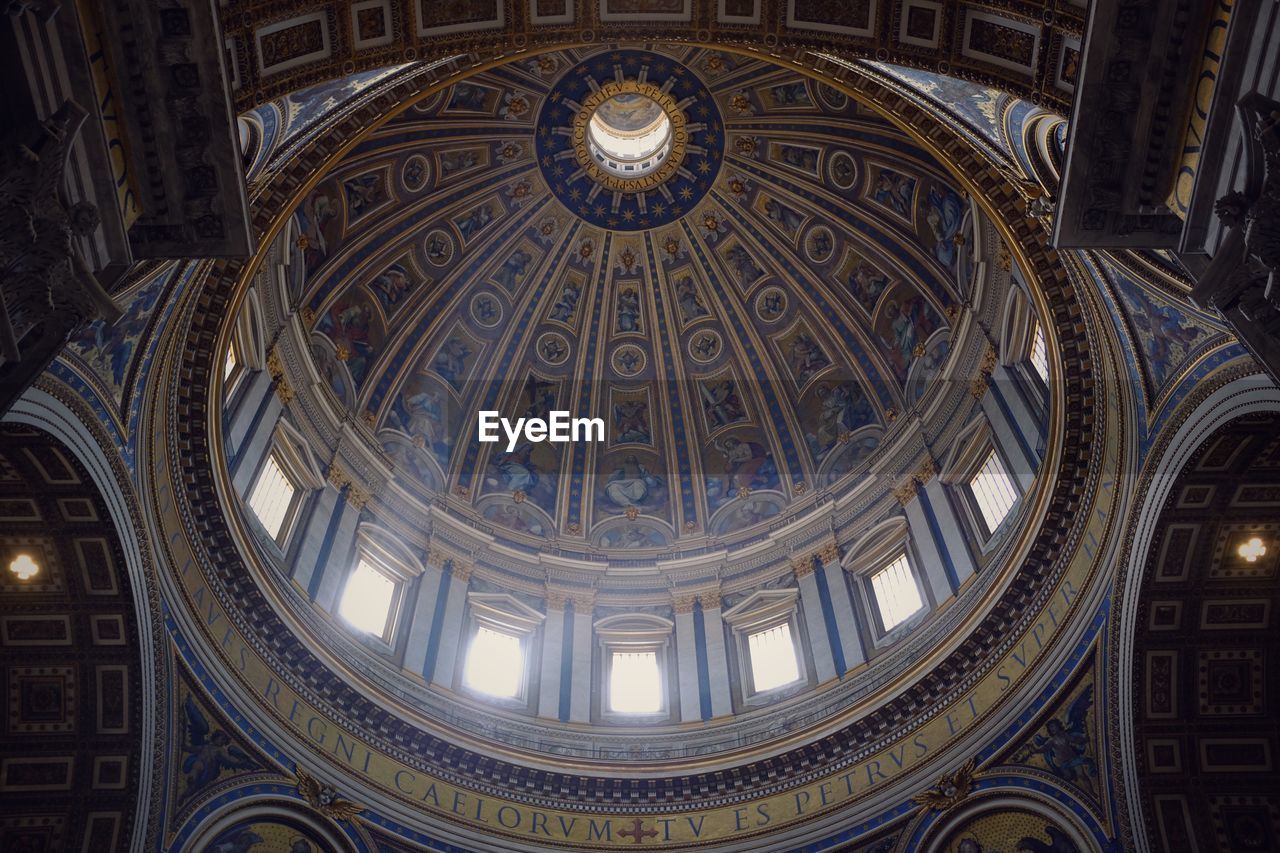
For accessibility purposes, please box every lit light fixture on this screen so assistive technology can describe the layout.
[1238,537,1267,563]
[9,554,39,581]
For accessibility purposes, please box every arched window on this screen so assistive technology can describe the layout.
[845,518,930,645]
[461,592,544,704]
[1000,283,1050,398]
[594,613,675,720]
[245,420,324,548]
[723,588,806,703]
[941,417,1024,547]
[337,524,423,646]
[224,287,266,404]
[869,553,924,631]
[1028,318,1049,386]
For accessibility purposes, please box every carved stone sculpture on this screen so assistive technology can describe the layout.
[0,100,121,409]
[1194,94,1280,383]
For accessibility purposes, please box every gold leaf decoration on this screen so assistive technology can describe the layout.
[295,767,365,823]
[912,758,976,811]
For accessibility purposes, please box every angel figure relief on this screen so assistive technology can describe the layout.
[1012,684,1098,796]
[181,693,257,796]
[295,767,366,822]
[913,757,975,811]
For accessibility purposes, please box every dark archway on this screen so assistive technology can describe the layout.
[0,424,145,851]
[1131,411,1280,850]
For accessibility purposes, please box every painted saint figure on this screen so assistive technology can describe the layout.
[616,287,642,333]
[603,454,665,508]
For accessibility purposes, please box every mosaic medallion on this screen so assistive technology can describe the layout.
[756,286,788,323]
[611,343,647,376]
[536,331,570,365]
[687,329,722,363]
[469,292,503,328]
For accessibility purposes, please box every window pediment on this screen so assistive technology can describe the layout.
[722,588,799,633]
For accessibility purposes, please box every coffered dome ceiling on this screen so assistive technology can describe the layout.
[140,33,1134,852]
[294,45,969,554]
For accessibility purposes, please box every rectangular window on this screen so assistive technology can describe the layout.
[247,452,298,542]
[969,448,1018,534]
[224,343,239,382]
[464,626,524,698]
[609,650,661,713]
[339,560,397,637]
[871,553,923,631]
[1029,320,1048,385]
[747,623,800,691]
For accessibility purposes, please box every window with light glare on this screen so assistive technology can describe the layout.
[608,650,661,713]
[969,448,1018,534]
[1029,320,1048,385]
[224,343,239,382]
[339,560,397,637]
[747,623,800,691]
[247,452,297,541]
[871,553,923,631]
[464,626,524,698]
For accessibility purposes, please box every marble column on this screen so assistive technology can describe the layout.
[919,475,977,587]
[229,380,283,495]
[312,472,368,610]
[225,368,273,454]
[992,361,1046,458]
[698,592,733,718]
[896,466,960,602]
[980,376,1038,493]
[537,592,568,720]
[672,595,703,722]
[401,559,447,678]
[430,560,472,689]
[567,592,595,723]
[793,558,837,683]
[816,544,865,670]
